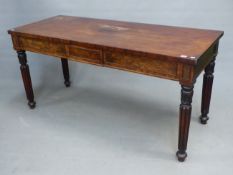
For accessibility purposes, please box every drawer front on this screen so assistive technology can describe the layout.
[19,37,66,57]
[104,51,178,79]
[18,36,102,65]
[68,45,102,64]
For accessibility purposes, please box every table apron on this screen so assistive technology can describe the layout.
[12,35,204,84]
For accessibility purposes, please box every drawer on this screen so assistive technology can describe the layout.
[68,45,102,64]
[18,36,102,65]
[18,37,66,57]
[104,51,178,79]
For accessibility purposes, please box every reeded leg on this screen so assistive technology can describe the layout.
[200,59,215,124]
[61,58,70,87]
[176,85,194,162]
[17,50,36,109]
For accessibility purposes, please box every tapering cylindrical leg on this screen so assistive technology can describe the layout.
[200,59,215,124]
[61,58,70,87]
[17,50,36,109]
[176,85,194,162]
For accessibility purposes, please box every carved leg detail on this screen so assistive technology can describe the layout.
[176,85,194,162]
[61,58,70,87]
[17,50,36,109]
[200,59,215,124]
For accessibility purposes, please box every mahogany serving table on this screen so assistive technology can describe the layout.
[8,15,223,162]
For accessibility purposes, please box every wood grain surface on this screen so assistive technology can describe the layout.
[8,15,223,64]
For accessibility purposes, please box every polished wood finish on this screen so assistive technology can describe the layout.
[8,15,223,85]
[8,16,224,162]
[61,58,70,87]
[17,50,36,109]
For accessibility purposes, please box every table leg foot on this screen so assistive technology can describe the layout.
[176,150,187,162]
[28,101,36,109]
[61,58,71,87]
[200,115,209,124]
[64,80,71,87]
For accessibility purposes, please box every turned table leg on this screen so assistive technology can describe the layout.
[61,58,70,87]
[200,58,216,124]
[176,85,194,162]
[17,50,36,109]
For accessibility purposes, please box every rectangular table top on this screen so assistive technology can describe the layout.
[8,15,223,64]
